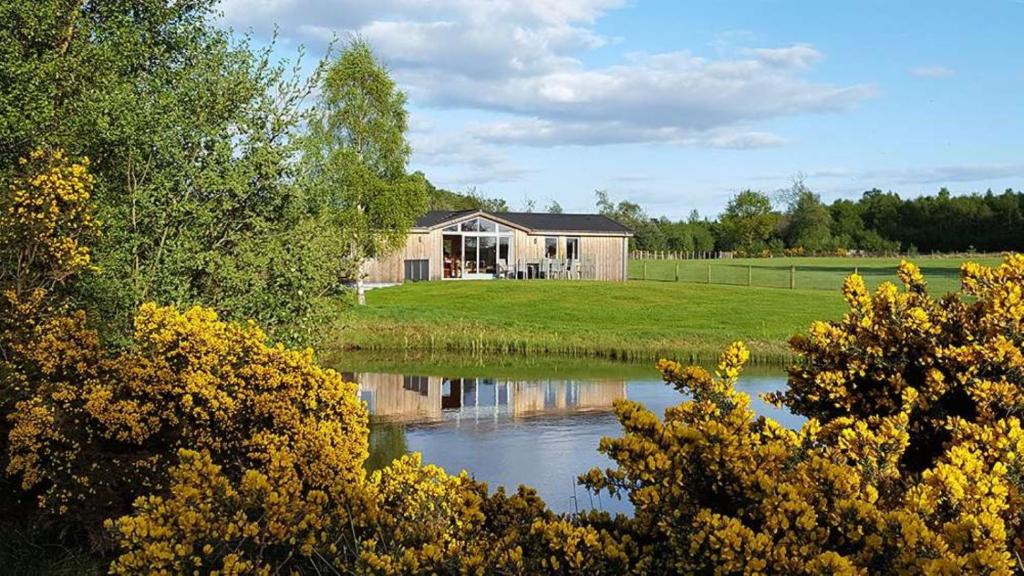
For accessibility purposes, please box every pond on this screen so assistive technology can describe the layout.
[328,352,801,515]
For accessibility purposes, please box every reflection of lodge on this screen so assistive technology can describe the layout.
[356,373,628,423]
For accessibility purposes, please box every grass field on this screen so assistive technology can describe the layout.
[629,255,1004,293]
[333,255,998,363]
[332,280,846,363]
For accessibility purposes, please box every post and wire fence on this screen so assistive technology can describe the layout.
[628,251,999,293]
[628,259,971,293]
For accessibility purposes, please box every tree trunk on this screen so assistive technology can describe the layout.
[353,251,366,306]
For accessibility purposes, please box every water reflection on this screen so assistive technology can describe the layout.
[357,373,627,424]
[354,368,801,514]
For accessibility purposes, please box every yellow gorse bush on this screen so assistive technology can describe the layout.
[0,148,97,296]
[577,256,1024,574]
[4,302,369,546]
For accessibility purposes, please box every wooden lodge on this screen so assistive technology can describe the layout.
[363,209,633,284]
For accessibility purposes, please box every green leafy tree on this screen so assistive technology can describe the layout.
[546,200,564,214]
[829,198,865,249]
[302,40,427,305]
[718,190,779,254]
[595,189,666,250]
[783,182,832,251]
[0,0,344,343]
[421,178,509,212]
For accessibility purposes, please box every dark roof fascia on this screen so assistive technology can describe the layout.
[521,229,634,237]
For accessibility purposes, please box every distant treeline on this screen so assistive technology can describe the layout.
[646,186,1024,256]
[615,185,1024,255]
[429,180,1024,255]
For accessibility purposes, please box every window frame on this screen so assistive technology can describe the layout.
[544,237,558,259]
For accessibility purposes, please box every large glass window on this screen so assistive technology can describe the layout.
[499,237,510,265]
[566,237,580,261]
[440,217,513,278]
[479,236,497,273]
[464,236,478,274]
[545,237,558,259]
[443,235,463,278]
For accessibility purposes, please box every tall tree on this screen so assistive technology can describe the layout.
[594,190,663,250]
[546,200,564,214]
[302,39,427,305]
[718,190,779,253]
[783,181,832,251]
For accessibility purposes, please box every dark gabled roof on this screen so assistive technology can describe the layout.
[414,209,478,228]
[497,212,633,234]
[414,210,632,235]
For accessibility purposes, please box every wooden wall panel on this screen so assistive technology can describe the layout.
[363,231,434,283]
[514,230,545,262]
[579,235,627,281]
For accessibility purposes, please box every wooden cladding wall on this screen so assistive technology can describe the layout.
[363,231,440,283]
[363,229,629,283]
[580,235,628,281]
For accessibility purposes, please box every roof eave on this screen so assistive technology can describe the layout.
[417,210,534,233]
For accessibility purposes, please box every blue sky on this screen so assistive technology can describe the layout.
[220,0,1024,218]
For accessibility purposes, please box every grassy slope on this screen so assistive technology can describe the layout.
[629,255,1003,293]
[332,280,847,363]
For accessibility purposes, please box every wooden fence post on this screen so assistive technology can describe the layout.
[790,266,796,289]
[643,261,647,281]
[747,265,752,287]
[675,262,680,282]
[706,263,711,284]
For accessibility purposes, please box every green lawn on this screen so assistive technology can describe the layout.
[332,255,1000,363]
[331,280,847,363]
[629,255,1004,293]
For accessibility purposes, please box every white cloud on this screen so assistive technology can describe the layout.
[911,65,956,79]
[881,163,1024,184]
[406,49,873,126]
[750,44,823,70]
[407,116,533,185]
[471,118,790,148]
[755,163,1024,189]
[220,0,874,148]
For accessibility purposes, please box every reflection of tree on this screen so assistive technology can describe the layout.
[365,423,408,472]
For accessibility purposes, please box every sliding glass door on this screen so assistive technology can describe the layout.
[442,217,513,279]
[443,235,463,278]
[464,236,479,275]
[478,237,497,274]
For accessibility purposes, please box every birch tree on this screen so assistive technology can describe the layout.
[303,39,426,305]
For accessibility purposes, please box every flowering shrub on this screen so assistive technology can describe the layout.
[582,341,1018,573]
[777,257,1024,472]
[0,148,97,298]
[581,256,1024,574]
[0,148,98,369]
[109,447,628,574]
[4,302,368,544]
